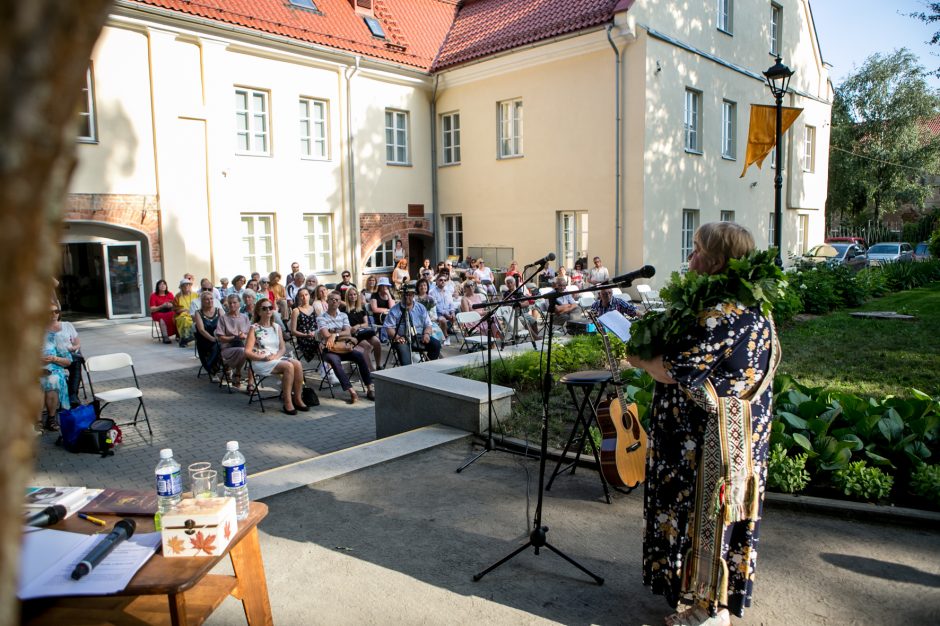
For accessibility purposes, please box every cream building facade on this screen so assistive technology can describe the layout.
[433,0,831,287]
[63,0,830,317]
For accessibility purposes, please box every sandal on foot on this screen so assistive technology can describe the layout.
[346,389,358,404]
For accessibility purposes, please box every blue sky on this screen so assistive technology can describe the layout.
[810,0,940,88]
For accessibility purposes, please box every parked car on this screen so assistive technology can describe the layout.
[914,241,932,261]
[802,243,867,271]
[866,242,914,265]
[825,236,868,251]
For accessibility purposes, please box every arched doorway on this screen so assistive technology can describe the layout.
[59,221,151,319]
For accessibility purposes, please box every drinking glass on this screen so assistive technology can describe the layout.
[188,461,211,493]
[192,469,217,499]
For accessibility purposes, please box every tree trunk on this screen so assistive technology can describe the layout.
[0,2,112,624]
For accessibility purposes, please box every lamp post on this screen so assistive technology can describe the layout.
[764,57,794,264]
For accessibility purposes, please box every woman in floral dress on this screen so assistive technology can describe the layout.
[628,222,781,626]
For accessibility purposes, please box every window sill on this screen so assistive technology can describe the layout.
[439,162,461,168]
[497,154,524,160]
[718,27,733,37]
[684,148,703,156]
[387,162,413,168]
[363,268,394,275]
[301,156,331,162]
[721,154,737,162]
[235,151,272,158]
[77,137,99,145]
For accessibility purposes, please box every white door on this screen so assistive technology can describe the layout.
[102,242,145,318]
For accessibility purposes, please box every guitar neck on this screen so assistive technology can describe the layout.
[588,311,627,407]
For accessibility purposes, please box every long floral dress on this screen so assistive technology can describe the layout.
[40,331,71,411]
[642,301,777,618]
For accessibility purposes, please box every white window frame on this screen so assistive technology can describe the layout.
[771,3,782,56]
[681,209,700,262]
[365,238,397,272]
[803,125,816,173]
[557,211,589,270]
[303,213,333,273]
[795,214,808,255]
[684,89,702,154]
[441,111,461,165]
[299,98,328,160]
[721,100,737,160]
[720,210,735,222]
[78,65,97,143]
[240,214,276,275]
[718,0,733,34]
[768,212,776,248]
[498,98,523,158]
[385,109,410,165]
[443,215,463,258]
[235,88,270,155]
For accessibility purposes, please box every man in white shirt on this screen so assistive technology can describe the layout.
[429,274,457,345]
[588,256,610,286]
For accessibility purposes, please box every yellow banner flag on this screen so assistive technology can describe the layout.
[740,104,803,177]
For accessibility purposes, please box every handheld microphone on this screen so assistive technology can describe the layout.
[70,518,136,580]
[25,505,67,528]
[610,265,656,286]
[524,252,556,268]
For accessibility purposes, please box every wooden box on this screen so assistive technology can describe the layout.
[160,497,238,558]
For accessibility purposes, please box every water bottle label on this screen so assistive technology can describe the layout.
[156,470,182,497]
[225,464,247,488]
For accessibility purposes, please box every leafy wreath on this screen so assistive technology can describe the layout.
[626,249,787,360]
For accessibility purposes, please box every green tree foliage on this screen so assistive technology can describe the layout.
[827,50,940,222]
[909,2,940,76]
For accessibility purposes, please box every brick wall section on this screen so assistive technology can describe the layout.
[359,212,432,264]
[64,194,161,262]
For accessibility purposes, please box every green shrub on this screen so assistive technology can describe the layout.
[929,229,940,259]
[854,267,889,298]
[767,444,810,493]
[829,264,868,307]
[793,265,842,313]
[770,279,803,325]
[832,461,894,502]
[909,464,940,506]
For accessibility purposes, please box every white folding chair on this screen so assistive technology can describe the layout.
[496,305,529,346]
[455,311,494,353]
[84,352,152,435]
[636,284,666,312]
[578,295,596,315]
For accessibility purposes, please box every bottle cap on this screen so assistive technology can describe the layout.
[226,441,239,451]
[160,448,173,459]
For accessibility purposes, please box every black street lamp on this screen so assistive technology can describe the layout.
[764,56,794,264]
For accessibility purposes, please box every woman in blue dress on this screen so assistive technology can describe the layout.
[628,222,781,626]
[40,306,72,431]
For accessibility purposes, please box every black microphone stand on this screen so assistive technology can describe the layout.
[456,263,544,473]
[472,290,604,584]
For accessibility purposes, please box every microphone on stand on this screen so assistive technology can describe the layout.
[524,252,556,269]
[25,505,67,528]
[609,265,656,286]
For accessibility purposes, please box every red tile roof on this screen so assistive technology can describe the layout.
[431,0,626,71]
[923,115,940,136]
[128,0,458,71]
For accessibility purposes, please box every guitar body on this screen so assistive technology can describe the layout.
[595,396,647,488]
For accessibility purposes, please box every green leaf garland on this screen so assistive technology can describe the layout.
[626,249,787,360]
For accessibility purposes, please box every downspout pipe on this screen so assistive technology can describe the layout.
[607,24,624,274]
[345,56,361,280]
[430,74,440,262]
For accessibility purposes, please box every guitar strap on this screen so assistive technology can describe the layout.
[681,315,781,610]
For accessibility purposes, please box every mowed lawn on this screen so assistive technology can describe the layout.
[777,282,940,399]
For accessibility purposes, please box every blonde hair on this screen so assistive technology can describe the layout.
[695,221,755,270]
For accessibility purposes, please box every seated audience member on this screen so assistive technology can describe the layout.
[229,275,247,298]
[384,288,442,365]
[174,277,198,348]
[40,306,72,431]
[290,287,318,363]
[392,258,410,293]
[304,275,319,294]
[312,284,330,317]
[435,261,446,275]
[588,256,610,286]
[590,286,639,319]
[193,290,222,376]
[318,291,374,403]
[394,239,405,262]
[557,264,569,286]
[286,261,301,282]
[337,271,354,294]
[286,272,305,303]
[149,279,176,344]
[345,287,382,370]
[542,276,579,326]
[505,260,522,283]
[244,298,308,415]
[369,278,395,325]
[570,260,585,289]
[459,279,485,313]
[241,288,258,317]
[250,271,261,283]
[268,272,289,320]
[218,277,230,299]
[415,278,445,342]
[216,294,250,388]
[194,278,223,313]
[50,308,85,407]
[429,274,457,346]
[503,275,541,340]
[246,278,261,293]
[361,275,378,304]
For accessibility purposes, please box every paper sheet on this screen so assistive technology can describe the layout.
[18,529,162,599]
[598,311,632,343]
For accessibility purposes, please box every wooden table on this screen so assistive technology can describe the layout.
[21,502,273,626]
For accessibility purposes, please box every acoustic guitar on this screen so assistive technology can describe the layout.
[587,310,648,489]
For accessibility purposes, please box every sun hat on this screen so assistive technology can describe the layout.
[179,278,192,286]
[376,277,392,287]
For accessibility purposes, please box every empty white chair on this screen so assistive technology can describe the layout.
[636,284,666,312]
[84,352,152,435]
[455,311,495,352]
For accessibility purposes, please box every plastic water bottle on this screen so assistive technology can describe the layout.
[222,441,250,520]
[155,448,182,514]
